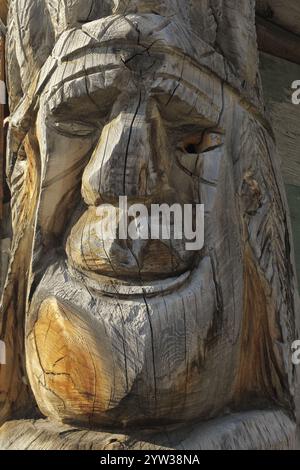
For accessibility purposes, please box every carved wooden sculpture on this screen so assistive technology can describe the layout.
[0,0,299,450]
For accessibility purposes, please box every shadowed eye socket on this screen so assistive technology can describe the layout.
[181,131,224,155]
[51,120,98,138]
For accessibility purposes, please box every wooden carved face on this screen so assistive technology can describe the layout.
[1,1,299,430]
[26,15,230,426]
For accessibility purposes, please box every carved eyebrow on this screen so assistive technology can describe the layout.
[48,99,103,120]
[152,79,221,126]
[46,74,220,125]
[46,71,121,115]
[43,51,222,127]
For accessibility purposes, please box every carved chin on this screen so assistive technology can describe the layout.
[25,257,219,427]
[66,206,197,281]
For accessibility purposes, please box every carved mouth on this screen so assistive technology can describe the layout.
[66,205,197,283]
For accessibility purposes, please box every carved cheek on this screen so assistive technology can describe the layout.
[33,109,99,240]
[26,297,130,424]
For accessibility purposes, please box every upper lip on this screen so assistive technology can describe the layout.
[66,205,197,281]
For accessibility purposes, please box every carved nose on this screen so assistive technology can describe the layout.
[82,99,157,206]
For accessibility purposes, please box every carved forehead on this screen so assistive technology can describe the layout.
[47,0,206,32]
[51,14,221,70]
[34,11,259,112]
[40,13,224,95]
[42,59,223,126]
[35,14,223,122]
[7,0,267,147]
[7,0,261,119]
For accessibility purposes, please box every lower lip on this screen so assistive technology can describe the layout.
[68,266,191,299]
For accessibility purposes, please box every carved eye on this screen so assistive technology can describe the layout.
[177,131,224,177]
[52,121,97,138]
[182,131,224,155]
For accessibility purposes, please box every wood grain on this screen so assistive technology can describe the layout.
[0,411,296,450]
[0,0,299,450]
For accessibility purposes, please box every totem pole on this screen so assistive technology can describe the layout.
[0,0,299,450]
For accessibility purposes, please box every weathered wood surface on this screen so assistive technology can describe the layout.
[0,410,297,450]
[0,0,299,450]
[0,31,7,293]
[0,34,4,221]
[0,0,7,30]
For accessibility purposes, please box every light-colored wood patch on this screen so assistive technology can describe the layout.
[27,297,116,424]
